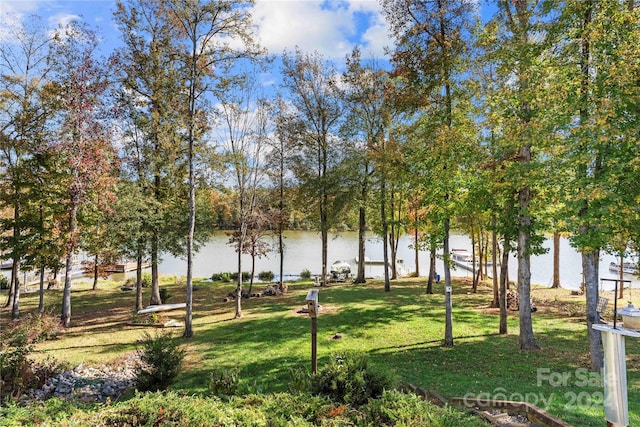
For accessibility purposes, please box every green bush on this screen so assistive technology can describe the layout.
[0,275,9,290]
[288,366,312,394]
[159,287,171,302]
[0,391,487,426]
[230,272,251,282]
[208,367,240,397]
[258,271,274,282]
[141,273,152,287]
[300,269,311,280]
[134,332,185,392]
[311,351,397,406]
[211,272,230,282]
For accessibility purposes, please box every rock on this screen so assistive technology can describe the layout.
[21,352,142,403]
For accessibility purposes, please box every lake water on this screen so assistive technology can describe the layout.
[158,231,640,293]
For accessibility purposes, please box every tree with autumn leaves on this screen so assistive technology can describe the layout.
[48,22,119,328]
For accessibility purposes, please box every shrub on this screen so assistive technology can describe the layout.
[159,287,171,302]
[141,273,152,287]
[230,272,251,282]
[300,269,311,280]
[258,271,274,282]
[311,351,397,406]
[211,272,233,282]
[208,367,240,397]
[0,275,9,290]
[134,332,185,392]
[288,366,311,394]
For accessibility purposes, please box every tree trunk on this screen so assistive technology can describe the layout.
[11,260,21,319]
[426,243,436,294]
[499,242,510,334]
[381,177,390,292]
[136,250,143,311]
[414,223,420,277]
[355,205,366,283]
[92,254,99,290]
[248,254,256,296]
[320,204,328,285]
[235,238,243,318]
[443,217,453,347]
[583,250,602,370]
[4,264,14,308]
[184,140,195,338]
[61,202,78,328]
[552,231,560,288]
[38,265,45,313]
[471,223,478,292]
[150,233,162,305]
[491,224,499,308]
[518,179,539,350]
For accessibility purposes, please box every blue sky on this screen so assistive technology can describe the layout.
[1,0,394,60]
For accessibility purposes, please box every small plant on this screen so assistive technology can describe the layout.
[141,273,152,287]
[211,272,233,282]
[0,275,9,290]
[134,332,185,392]
[159,287,171,302]
[208,367,240,397]
[258,271,274,282]
[230,272,251,282]
[288,366,311,394]
[311,350,397,406]
[300,269,311,280]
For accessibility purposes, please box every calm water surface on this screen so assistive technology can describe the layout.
[158,231,639,292]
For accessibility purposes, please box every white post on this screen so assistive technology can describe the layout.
[593,324,640,427]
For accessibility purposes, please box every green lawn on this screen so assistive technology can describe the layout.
[4,275,639,426]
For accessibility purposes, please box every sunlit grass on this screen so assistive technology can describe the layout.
[2,274,639,426]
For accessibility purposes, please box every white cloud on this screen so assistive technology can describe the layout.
[253,0,390,59]
[48,12,81,29]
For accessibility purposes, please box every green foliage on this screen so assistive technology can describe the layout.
[288,366,312,394]
[300,269,311,280]
[258,270,274,281]
[208,367,240,397]
[211,272,231,282]
[230,271,251,282]
[363,390,483,427]
[0,391,487,426]
[141,273,152,287]
[134,332,185,392]
[159,287,171,302]
[0,314,66,403]
[311,350,397,406]
[0,275,9,290]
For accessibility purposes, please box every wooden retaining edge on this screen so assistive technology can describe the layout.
[400,383,573,427]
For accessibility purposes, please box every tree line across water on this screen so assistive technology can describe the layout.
[1,1,639,370]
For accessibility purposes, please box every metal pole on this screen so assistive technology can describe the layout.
[311,317,317,374]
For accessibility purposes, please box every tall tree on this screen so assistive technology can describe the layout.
[383,0,476,346]
[483,0,562,350]
[114,0,191,308]
[270,100,294,293]
[556,0,640,369]
[341,48,391,285]
[217,75,269,318]
[163,0,261,336]
[279,49,348,284]
[49,21,118,328]
[0,14,54,318]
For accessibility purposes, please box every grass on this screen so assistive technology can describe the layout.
[2,275,639,426]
